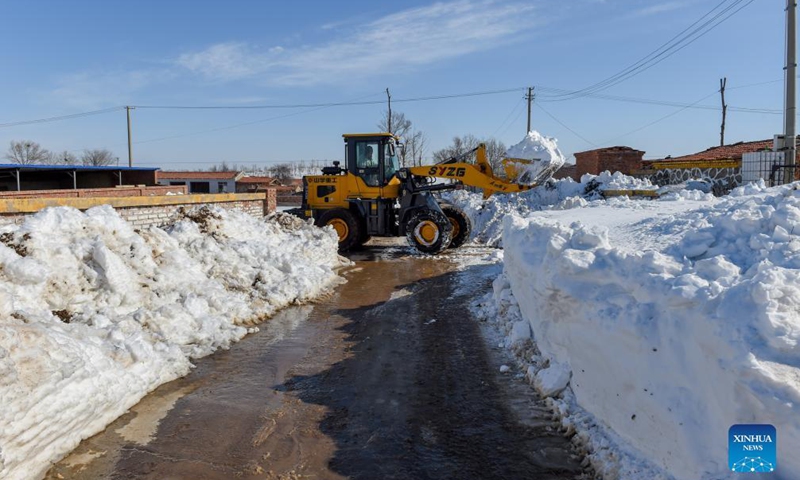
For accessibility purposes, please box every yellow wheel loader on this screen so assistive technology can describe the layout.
[293,133,536,254]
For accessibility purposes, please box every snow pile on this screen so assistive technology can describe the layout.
[500,181,800,480]
[474,272,670,478]
[503,130,567,185]
[444,171,659,246]
[0,206,344,480]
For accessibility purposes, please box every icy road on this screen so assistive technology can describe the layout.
[46,243,588,480]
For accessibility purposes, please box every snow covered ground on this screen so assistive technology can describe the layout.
[444,171,659,246]
[0,205,345,480]
[475,181,800,479]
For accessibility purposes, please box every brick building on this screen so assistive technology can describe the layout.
[573,146,645,179]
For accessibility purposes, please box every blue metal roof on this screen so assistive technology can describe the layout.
[0,164,159,172]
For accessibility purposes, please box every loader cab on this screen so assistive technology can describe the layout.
[343,133,401,188]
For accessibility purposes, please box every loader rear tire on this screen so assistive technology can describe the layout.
[406,209,453,255]
[316,209,361,252]
[440,204,471,249]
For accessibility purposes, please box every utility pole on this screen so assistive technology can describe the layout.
[785,0,797,184]
[386,88,392,134]
[126,106,135,167]
[719,77,727,146]
[525,87,535,134]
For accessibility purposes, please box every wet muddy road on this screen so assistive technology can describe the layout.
[48,245,587,480]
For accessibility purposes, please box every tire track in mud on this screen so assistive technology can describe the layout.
[47,247,588,480]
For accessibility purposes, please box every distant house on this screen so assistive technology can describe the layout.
[648,139,774,164]
[157,171,243,194]
[272,177,303,193]
[236,176,279,193]
[640,139,793,193]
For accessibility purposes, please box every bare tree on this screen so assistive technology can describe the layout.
[377,110,413,139]
[208,161,242,172]
[5,140,51,165]
[81,149,116,166]
[405,130,428,167]
[269,163,293,183]
[432,134,481,163]
[433,135,505,170]
[483,138,507,172]
[47,150,78,165]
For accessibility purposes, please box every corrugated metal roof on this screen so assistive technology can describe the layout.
[0,164,158,172]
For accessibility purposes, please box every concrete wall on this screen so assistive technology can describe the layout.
[0,191,277,228]
[637,159,741,195]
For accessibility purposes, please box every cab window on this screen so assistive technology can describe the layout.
[355,141,380,187]
[384,143,399,183]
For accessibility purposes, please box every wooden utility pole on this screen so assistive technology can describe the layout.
[525,87,535,134]
[719,77,727,146]
[126,106,134,167]
[386,88,392,134]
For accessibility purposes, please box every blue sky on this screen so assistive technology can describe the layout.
[0,0,787,168]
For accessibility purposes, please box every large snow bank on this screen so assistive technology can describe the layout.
[501,181,800,479]
[444,171,661,246]
[503,130,567,185]
[0,206,344,480]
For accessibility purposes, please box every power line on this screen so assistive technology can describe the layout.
[534,103,599,147]
[600,90,720,144]
[131,87,524,110]
[536,85,781,114]
[542,0,757,101]
[491,98,526,137]
[134,92,386,146]
[496,102,527,138]
[0,106,124,128]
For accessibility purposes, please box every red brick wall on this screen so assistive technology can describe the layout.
[552,164,577,180]
[574,148,644,179]
[266,188,277,212]
[575,151,601,179]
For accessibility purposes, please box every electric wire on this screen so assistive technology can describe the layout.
[131,87,524,110]
[542,0,757,101]
[134,91,386,145]
[534,103,599,147]
[600,90,720,145]
[491,98,526,137]
[0,106,124,129]
[541,0,742,100]
[495,103,527,139]
[536,85,780,114]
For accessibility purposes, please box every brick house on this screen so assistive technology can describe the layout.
[573,146,645,180]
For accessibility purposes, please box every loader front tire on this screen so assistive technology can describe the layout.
[316,209,361,252]
[406,209,453,255]
[440,204,471,249]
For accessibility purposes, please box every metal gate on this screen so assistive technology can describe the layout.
[741,151,791,186]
